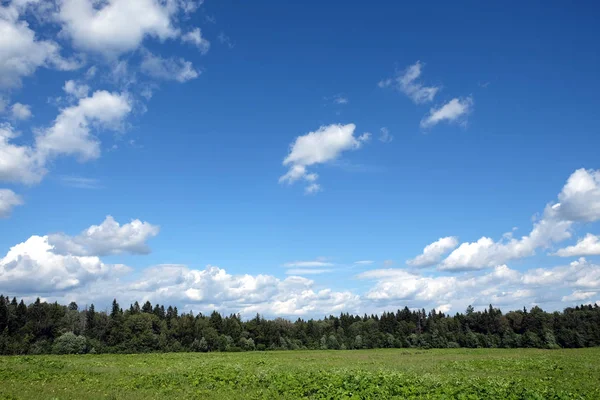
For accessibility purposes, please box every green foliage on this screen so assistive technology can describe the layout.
[1,294,600,356]
[52,332,87,354]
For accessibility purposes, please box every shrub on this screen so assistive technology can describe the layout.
[52,332,87,355]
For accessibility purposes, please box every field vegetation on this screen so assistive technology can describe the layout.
[1,348,599,399]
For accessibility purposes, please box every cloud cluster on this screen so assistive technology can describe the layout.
[1,0,210,215]
[48,216,159,256]
[0,3,79,89]
[359,258,600,313]
[280,123,369,193]
[408,168,600,272]
[0,235,130,294]
[379,61,474,129]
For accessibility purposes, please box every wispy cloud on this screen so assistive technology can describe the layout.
[218,32,234,48]
[420,97,474,129]
[379,127,393,143]
[286,268,333,275]
[283,260,334,268]
[59,176,103,189]
[379,61,440,104]
[332,94,348,105]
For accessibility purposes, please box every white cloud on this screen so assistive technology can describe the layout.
[0,123,45,184]
[439,169,600,271]
[407,236,459,267]
[358,258,600,312]
[0,188,23,218]
[379,61,439,104]
[63,80,90,99]
[140,51,199,82]
[10,103,32,120]
[378,127,393,143]
[126,264,359,317]
[59,176,101,189]
[35,89,132,161]
[553,234,600,257]
[332,94,348,105]
[354,260,374,265]
[285,268,333,275]
[280,123,368,192]
[522,257,600,290]
[0,235,129,294]
[182,28,210,54]
[562,290,596,303]
[358,132,371,142]
[283,260,334,268]
[555,168,600,222]
[359,268,459,302]
[0,8,79,88]
[304,183,321,194]
[420,97,474,129]
[48,215,159,256]
[58,0,179,57]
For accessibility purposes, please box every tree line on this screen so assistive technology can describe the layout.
[1,295,599,355]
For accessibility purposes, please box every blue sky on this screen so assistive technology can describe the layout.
[1,0,600,317]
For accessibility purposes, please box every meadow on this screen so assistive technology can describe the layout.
[1,348,599,399]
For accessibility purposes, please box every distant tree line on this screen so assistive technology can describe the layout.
[1,295,599,355]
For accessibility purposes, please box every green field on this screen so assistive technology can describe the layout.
[1,348,599,399]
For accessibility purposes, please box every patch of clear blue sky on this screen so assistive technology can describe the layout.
[3,0,600,290]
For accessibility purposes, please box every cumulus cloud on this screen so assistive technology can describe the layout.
[126,264,359,317]
[358,258,600,312]
[439,169,600,271]
[0,7,79,88]
[0,123,45,184]
[140,51,199,82]
[379,61,439,104]
[0,188,23,218]
[406,236,459,267]
[555,168,600,222]
[420,97,474,129]
[561,290,596,303]
[279,123,369,192]
[553,234,600,257]
[182,28,210,54]
[35,90,132,161]
[58,0,179,57]
[10,103,32,120]
[48,216,159,256]
[0,235,129,294]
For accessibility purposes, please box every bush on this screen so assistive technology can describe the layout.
[52,332,87,355]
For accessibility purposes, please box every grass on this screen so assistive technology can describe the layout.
[1,348,599,399]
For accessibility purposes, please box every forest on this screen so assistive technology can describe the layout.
[1,295,599,355]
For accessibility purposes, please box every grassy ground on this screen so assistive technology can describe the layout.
[1,348,599,399]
